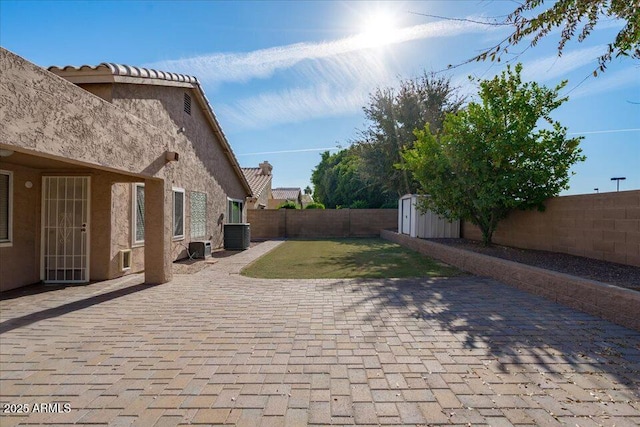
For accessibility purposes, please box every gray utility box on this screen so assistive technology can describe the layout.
[189,240,212,259]
[223,223,250,250]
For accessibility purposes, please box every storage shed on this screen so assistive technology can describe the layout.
[398,194,460,238]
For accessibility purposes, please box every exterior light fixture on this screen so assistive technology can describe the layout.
[610,177,626,192]
[165,151,179,162]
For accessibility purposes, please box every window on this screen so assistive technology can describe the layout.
[190,191,207,239]
[227,198,243,224]
[0,170,12,246]
[173,188,185,239]
[132,183,145,245]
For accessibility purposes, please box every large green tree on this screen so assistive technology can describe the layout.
[355,73,464,197]
[311,148,395,209]
[402,64,585,245]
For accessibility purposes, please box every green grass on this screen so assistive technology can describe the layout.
[241,238,462,279]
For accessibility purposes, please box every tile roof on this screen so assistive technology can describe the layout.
[241,167,272,198]
[47,62,252,197]
[272,188,302,200]
[48,63,199,84]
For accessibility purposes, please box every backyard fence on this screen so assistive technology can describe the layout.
[249,191,639,268]
[462,190,639,267]
[248,209,398,239]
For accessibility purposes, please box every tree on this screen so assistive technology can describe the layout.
[310,149,395,208]
[401,64,585,245]
[476,0,639,75]
[355,73,464,197]
[277,201,298,209]
[304,202,325,209]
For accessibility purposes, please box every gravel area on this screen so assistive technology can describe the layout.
[429,238,640,292]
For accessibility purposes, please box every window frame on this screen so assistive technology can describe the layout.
[172,187,186,240]
[0,170,13,247]
[131,183,145,246]
[190,191,207,239]
[227,198,244,224]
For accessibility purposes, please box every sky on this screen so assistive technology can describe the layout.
[1,0,638,196]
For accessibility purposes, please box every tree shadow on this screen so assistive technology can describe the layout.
[323,276,640,395]
[316,238,461,278]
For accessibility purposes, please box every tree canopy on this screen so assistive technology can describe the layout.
[476,0,639,75]
[310,148,395,209]
[402,64,585,245]
[354,73,464,197]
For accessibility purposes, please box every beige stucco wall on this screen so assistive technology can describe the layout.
[0,164,41,291]
[0,49,176,179]
[78,83,113,103]
[0,48,250,290]
[1,48,174,288]
[107,83,248,249]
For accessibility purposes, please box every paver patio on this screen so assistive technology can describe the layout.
[1,240,639,426]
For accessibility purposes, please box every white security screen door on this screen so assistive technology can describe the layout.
[42,176,90,283]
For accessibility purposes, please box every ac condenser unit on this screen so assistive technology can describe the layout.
[223,224,250,250]
[188,240,212,259]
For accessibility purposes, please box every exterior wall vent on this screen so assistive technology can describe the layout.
[184,93,192,115]
[120,249,132,271]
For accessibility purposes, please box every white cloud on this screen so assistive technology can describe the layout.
[217,82,370,130]
[216,49,407,130]
[522,45,606,82]
[144,19,491,85]
[237,147,340,156]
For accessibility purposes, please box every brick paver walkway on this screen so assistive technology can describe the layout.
[1,241,639,426]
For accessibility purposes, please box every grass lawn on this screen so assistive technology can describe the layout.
[241,238,463,279]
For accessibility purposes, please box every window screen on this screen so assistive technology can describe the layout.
[190,192,207,238]
[133,184,145,244]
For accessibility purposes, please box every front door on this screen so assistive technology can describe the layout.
[41,176,90,283]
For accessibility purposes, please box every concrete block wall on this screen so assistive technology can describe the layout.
[462,190,640,267]
[248,209,398,239]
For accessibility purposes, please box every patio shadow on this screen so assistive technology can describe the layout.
[0,282,163,334]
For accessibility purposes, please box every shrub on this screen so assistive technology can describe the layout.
[305,202,325,209]
[380,201,399,209]
[277,201,299,209]
[349,200,368,209]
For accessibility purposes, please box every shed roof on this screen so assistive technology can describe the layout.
[47,63,252,196]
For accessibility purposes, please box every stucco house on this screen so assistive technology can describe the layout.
[0,48,252,292]
[268,187,303,209]
[242,161,273,209]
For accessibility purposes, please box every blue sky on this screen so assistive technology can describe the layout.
[1,0,638,195]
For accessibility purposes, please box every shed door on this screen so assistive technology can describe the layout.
[41,176,90,283]
[401,198,411,234]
